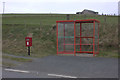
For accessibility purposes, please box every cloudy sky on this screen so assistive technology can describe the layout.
[0,0,119,15]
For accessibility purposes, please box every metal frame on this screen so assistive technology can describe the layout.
[56,19,100,56]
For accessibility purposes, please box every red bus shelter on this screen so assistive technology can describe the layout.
[56,19,100,56]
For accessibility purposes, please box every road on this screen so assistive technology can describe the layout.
[2,55,118,78]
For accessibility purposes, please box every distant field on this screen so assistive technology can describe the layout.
[2,14,118,24]
[2,14,118,57]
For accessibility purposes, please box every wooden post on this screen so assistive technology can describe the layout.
[104,15,106,23]
[66,14,70,20]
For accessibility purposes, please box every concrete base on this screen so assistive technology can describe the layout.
[58,53,95,57]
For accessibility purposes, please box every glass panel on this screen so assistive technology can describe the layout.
[81,23,93,37]
[58,22,74,52]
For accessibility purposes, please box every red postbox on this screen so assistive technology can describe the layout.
[25,37,32,47]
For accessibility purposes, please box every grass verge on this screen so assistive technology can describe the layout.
[96,50,118,58]
[2,61,15,67]
[3,55,32,62]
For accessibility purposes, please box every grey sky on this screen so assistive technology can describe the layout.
[0,0,119,15]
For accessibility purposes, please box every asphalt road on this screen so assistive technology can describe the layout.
[2,68,55,78]
[2,55,118,78]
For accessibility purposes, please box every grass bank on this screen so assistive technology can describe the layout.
[3,55,32,62]
[2,14,118,58]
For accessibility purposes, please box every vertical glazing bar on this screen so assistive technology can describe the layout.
[64,24,65,52]
[93,21,95,56]
[56,22,58,55]
[98,23,99,54]
[80,23,82,51]
[74,22,76,56]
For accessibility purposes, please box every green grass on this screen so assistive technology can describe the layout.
[3,55,32,62]
[2,23,56,57]
[2,14,118,25]
[2,14,118,58]
[2,61,15,67]
[97,50,118,58]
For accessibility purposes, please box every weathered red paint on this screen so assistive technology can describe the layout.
[25,37,32,47]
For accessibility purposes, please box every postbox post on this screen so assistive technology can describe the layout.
[28,46,30,56]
